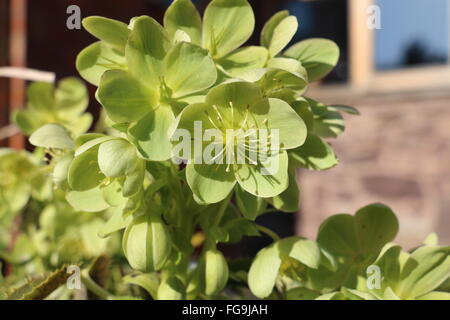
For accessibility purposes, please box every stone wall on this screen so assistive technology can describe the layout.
[297,92,450,248]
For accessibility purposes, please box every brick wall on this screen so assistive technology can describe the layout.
[297,92,450,248]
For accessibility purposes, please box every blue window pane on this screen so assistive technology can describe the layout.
[375,0,450,70]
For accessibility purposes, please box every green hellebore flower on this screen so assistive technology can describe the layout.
[175,81,307,204]
[122,213,172,273]
[76,16,130,86]
[66,135,145,212]
[14,78,92,136]
[97,15,218,162]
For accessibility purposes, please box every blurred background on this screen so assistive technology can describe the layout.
[0,0,449,251]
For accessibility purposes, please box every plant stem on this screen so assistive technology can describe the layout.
[256,225,281,242]
[81,270,114,300]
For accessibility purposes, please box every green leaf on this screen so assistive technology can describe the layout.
[76,41,126,86]
[235,185,266,220]
[417,291,450,300]
[7,265,72,300]
[423,232,439,246]
[289,134,339,171]
[68,148,105,191]
[248,244,282,298]
[329,105,360,115]
[235,150,289,198]
[317,214,359,257]
[354,204,399,256]
[29,124,74,149]
[290,99,315,132]
[271,167,299,212]
[164,41,217,98]
[279,237,321,269]
[261,11,298,57]
[122,214,172,272]
[313,109,345,138]
[66,187,110,212]
[202,0,255,59]
[164,0,202,45]
[398,246,450,299]
[219,46,269,76]
[97,70,157,123]
[317,203,399,261]
[285,38,340,82]
[82,16,129,53]
[186,163,236,204]
[126,16,170,87]
[128,105,175,161]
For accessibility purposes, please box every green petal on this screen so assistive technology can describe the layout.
[97,70,157,123]
[76,41,126,86]
[29,124,74,150]
[68,148,105,191]
[54,77,88,115]
[164,42,217,98]
[267,57,305,75]
[66,187,110,212]
[202,0,255,59]
[126,16,170,87]
[289,134,339,171]
[206,81,262,111]
[186,163,236,204]
[128,105,175,161]
[82,16,129,53]
[218,46,268,77]
[98,138,136,177]
[248,243,282,299]
[164,0,202,45]
[285,38,340,82]
[27,82,54,111]
[261,11,288,46]
[250,98,307,149]
[235,150,289,198]
[261,11,298,57]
